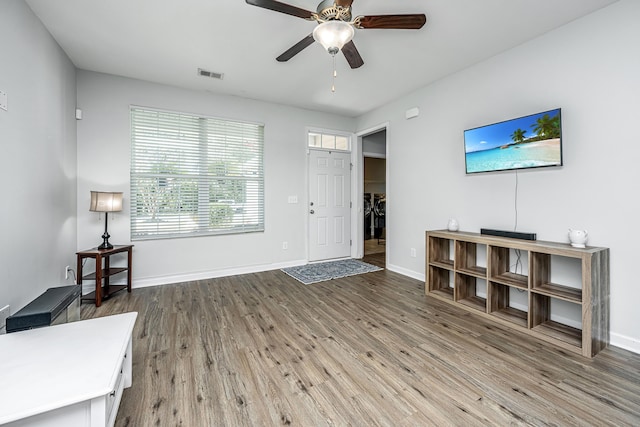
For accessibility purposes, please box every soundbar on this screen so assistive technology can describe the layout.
[480,228,537,241]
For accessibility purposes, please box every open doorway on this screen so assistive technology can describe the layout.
[363,130,386,256]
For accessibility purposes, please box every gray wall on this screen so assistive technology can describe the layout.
[76,71,356,286]
[356,0,640,352]
[0,0,77,320]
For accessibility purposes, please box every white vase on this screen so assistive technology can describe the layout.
[568,229,588,248]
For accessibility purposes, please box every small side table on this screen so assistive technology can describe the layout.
[76,245,133,307]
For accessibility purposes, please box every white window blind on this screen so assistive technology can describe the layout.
[130,107,264,240]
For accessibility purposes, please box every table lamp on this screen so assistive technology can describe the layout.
[89,191,123,250]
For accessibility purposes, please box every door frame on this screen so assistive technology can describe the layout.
[305,127,356,262]
[354,122,389,261]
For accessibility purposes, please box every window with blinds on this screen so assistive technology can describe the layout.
[130,107,264,240]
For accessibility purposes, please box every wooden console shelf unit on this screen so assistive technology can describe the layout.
[425,230,609,358]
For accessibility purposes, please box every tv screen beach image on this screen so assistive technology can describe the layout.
[464,109,562,174]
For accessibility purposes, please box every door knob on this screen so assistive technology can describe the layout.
[310,210,315,214]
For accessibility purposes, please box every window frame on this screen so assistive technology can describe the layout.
[307,128,352,152]
[130,106,265,241]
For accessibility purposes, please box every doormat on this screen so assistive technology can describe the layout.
[282,259,383,285]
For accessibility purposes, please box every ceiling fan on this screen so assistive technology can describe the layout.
[245,0,427,69]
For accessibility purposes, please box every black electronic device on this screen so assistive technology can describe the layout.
[480,228,537,241]
[6,286,81,333]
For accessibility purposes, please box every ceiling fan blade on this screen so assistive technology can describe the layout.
[341,41,364,69]
[245,0,314,20]
[335,0,354,7]
[356,14,427,30]
[276,34,315,62]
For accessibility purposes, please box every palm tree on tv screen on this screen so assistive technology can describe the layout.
[532,113,561,139]
[511,128,527,143]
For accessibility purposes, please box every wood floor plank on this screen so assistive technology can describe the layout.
[79,256,640,426]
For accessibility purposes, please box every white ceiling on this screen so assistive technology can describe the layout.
[25,0,617,117]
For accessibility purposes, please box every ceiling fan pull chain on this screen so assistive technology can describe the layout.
[331,53,337,92]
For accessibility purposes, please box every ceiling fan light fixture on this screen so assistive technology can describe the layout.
[312,21,355,55]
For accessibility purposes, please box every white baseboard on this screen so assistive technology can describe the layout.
[131,259,308,289]
[386,263,425,282]
[610,332,640,354]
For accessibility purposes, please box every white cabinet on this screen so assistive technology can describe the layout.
[0,312,137,426]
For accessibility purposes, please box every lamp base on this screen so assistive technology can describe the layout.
[97,242,114,250]
[98,231,113,250]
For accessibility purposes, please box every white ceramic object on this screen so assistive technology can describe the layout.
[447,218,459,232]
[568,229,588,248]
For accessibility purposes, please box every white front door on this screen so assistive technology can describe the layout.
[308,149,351,261]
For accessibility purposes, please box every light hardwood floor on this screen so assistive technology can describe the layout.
[82,254,640,426]
[364,238,385,255]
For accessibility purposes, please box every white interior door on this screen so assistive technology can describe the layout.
[308,149,351,261]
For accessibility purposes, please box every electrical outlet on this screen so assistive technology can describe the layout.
[411,248,417,258]
[0,305,10,334]
[282,241,288,250]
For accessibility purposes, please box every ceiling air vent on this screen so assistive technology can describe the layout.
[197,68,224,80]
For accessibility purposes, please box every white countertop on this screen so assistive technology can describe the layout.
[0,312,137,424]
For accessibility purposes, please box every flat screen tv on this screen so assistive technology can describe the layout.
[464,108,562,174]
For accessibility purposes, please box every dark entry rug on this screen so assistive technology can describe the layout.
[282,259,382,285]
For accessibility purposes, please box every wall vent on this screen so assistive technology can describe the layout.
[197,68,224,80]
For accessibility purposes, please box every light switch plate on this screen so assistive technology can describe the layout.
[0,90,7,111]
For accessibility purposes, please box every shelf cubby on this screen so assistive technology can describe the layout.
[428,265,454,301]
[425,230,609,358]
[488,281,528,328]
[455,273,487,312]
[489,246,529,289]
[428,236,454,270]
[455,240,487,278]
[530,292,582,348]
[530,252,582,303]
